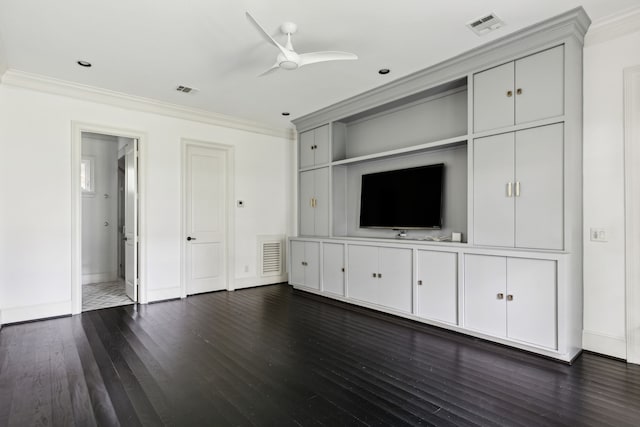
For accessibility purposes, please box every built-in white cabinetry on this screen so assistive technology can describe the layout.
[299,168,329,236]
[473,45,564,133]
[348,245,412,313]
[464,254,557,349]
[473,123,564,249]
[300,125,330,168]
[322,243,345,296]
[416,251,457,324]
[290,241,320,290]
[291,9,587,362]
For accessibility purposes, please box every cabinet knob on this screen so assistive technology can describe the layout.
[506,90,513,97]
[372,273,377,278]
[341,267,345,272]
[516,88,523,95]
[497,293,504,300]
[377,273,382,278]
[507,294,514,301]
[418,280,423,286]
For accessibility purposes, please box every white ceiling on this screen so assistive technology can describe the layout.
[0,0,638,130]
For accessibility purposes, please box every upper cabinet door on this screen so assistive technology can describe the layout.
[299,130,315,168]
[474,62,515,133]
[313,125,330,165]
[514,123,564,250]
[299,125,330,168]
[515,46,564,126]
[473,46,564,133]
[473,132,516,247]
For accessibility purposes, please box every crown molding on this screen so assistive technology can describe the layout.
[585,6,640,46]
[0,69,295,140]
[293,7,591,131]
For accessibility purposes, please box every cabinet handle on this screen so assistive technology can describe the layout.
[506,90,513,97]
[507,294,514,301]
[507,182,513,197]
[515,181,520,197]
[497,293,504,300]
[418,280,423,286]
[516,88,522,95]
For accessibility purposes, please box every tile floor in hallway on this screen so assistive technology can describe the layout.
[82,279,134,312]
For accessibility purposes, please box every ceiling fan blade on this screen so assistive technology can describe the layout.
[245,12,295,61]
[258,62,280,77]
[299,51,358,67]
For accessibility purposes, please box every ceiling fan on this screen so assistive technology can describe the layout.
[246,12,358,76]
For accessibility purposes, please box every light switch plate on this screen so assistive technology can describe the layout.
[590,228,607,242]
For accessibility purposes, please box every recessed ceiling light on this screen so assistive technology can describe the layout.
[77,60,92,68]
[378,68,390,75]
[282,112,290,116]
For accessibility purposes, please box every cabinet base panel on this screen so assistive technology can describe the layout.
[293,285,581,363]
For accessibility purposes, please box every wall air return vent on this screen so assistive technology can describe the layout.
[258,236,284,277]
[467,13,504,36]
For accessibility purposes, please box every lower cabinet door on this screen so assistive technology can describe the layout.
[416,251,458,324]
[347,245,378,305]
[290,241,306,286]
[303,242,320,290]
[322,243,345,296]
[506,258,557,349]
[464,254,507,337]
[378,247,412,313]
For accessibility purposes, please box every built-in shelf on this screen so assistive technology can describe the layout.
[331,135,468,166]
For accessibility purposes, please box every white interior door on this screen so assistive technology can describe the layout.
[185,144,227,295]
[124,139,138,302]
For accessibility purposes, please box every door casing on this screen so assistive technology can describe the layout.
[181,139,235,298]
[71,122,147,314]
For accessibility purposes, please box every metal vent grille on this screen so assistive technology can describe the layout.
[259,236,284,277]
[176,85,196,93]
[467,13,504,36]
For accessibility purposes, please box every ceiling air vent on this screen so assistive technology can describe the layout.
[176,85,197,94]
[467,13,504,36]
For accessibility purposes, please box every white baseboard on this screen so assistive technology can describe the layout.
[146,287,182,303]
[234,274,288,290]
[82,272,118,285]
[583,330,627,359]
[1,300,72,325]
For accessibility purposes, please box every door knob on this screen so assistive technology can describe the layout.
[187,236,196,241]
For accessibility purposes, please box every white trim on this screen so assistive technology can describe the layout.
[82,272,118,285]
[71,122,148,314]
[147,287,182,303]
[1,300,72,325]
[585,6,640,46]
[235,275,289,290]
[624,65,640,364]
[180,139,236,298]
[583,330,628,359]
[2,69,295,140]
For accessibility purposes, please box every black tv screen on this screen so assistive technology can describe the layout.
[359,164,444,229]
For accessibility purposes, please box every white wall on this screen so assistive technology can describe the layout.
[583,22,640,358]
[0,82,293,323]
[81,133,118,284]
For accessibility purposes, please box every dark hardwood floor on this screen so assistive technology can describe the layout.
[1,284,639,426]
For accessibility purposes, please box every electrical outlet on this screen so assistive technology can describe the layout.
[590,228,607,242]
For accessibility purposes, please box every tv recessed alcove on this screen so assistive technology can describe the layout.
[332,142,467,241]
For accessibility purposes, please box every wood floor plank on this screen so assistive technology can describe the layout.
[1,284,640,426]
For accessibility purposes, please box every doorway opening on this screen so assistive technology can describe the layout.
[80,132,138,311]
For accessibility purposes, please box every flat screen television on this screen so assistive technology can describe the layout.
[359,163,444,229]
